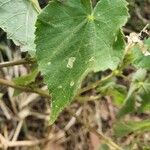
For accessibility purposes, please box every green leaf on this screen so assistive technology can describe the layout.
[139,93,150,112]
[13,69,38,96]
[132,48,150,69]
[0,0,39,55]
[81,0,92,13]
[97,79,127,106]
[138,78,150,112]
[117,83,137,118]
[13,69,38,86]
[117,96,135,118]
[35,0,129,123]
[117,69,148,118]
[114,120,150,137]
[131,38,150,70]
[132,68,147,82]
[110,87,127,106]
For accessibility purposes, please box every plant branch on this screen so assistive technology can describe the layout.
[0,71,113,100]
[0,78,50,98]
[0,74,121,149]
[78,72,114,95]
[76,94,101,102]
[0,58,36,68]
[67,109,123,150]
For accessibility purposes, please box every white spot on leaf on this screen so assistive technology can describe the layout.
[115,36,118,42]
[58,85,62,89]
[47,61,51,65]
[70,81,74,87]
[55,105,58,108]
[89,57,95,62]
[67,57,76,69]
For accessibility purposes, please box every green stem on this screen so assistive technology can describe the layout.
[76,94,101,102]
[78,72,114,95]
[0,78,50,98]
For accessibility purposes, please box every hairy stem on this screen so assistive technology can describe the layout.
[78,72,114,94]
[0,78,50,98]
[0,58,36,68]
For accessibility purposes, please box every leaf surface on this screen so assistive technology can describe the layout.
[138,77,150,112]
[13,69,38,86]
[35,0,129,123]
[0,0,38,54]
[132,38,150,69]
[114,120,150,137]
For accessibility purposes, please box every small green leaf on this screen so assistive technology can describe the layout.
[114,120,150,137]
[13,69,38,86]
[111,87,127,106]
[117,83,137,118]
[118,69,149,118]
[0,0,39,55]
[132,68,147,82]
[139,93,150,112]
[35,0,129,123]
[97,79,127,106]
[131,38,150,70]
[13,69,39,96]
[117,96,135,118]
[132,48,150,69]
[138,78,150,112]
[117,69,148,118]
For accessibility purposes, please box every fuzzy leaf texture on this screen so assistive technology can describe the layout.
[0,0,39,55]
[132,38,150,69]
[35,0,129,123]
[114,120,150,137]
